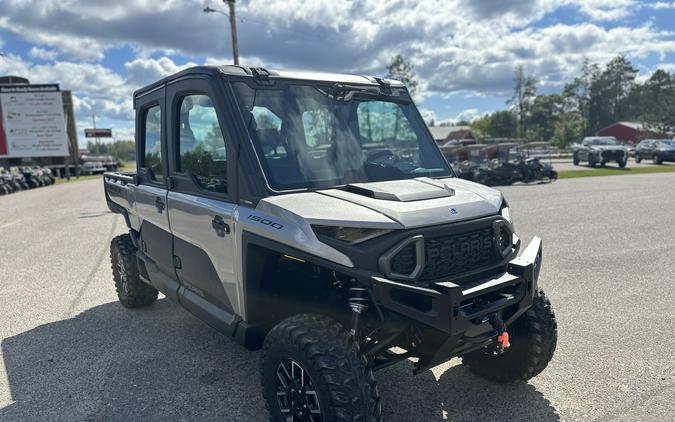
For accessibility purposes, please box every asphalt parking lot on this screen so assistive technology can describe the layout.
[1,174,674,421]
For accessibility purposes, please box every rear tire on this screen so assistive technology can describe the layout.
[462,290,557,383]
[653,154,662,165]
[618,159,627,169]
[635,154,642,163]
[261,314,382,422]
[110,234,158,308]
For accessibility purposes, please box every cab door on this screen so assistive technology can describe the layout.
[135,88,175,281]
[165,77,241,327]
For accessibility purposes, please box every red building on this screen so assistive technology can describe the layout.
[596,121,661,143]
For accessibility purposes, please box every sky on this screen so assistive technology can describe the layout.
[1,0,675,143]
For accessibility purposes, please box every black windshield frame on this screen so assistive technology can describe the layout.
[229,79,453,192]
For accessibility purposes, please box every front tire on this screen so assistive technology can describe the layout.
[635,154,642,163]
[653,154,662,165]
[461,290,557,383]
[618,159,627,169]
[572,153,579,166]
[261,314,382,422]
[110,234,158,308]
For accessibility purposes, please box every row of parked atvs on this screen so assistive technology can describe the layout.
[442,142,558,187]
[0,167,56,195]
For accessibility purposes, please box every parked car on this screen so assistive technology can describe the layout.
[81,160,106,175]
[635,139,675,164]
[572,136,628,168]
[103,65,557,420]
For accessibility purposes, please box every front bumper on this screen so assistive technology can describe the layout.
[370,237,542,371]
[371,236,542,334]
[599,150,627,162]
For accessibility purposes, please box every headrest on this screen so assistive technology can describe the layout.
[257,128,281,149]
[240,108,257,131]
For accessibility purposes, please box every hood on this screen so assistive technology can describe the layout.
[257,177,502,229]
[590,145,626,151]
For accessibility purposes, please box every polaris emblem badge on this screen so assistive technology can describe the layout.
[449,208,458,215]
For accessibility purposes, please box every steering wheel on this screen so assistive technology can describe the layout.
[367,149,398,166]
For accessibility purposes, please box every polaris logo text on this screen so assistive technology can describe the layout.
[248,214,284,230]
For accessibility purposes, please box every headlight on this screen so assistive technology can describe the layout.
[312,225,392,245]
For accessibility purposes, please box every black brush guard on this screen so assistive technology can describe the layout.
[370,237,543,373]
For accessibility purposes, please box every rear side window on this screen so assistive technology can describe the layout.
[143,105,163,182]
[177,94,228,194]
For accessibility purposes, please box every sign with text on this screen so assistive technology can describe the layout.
[0,84,69,158]
[84,128,112,138]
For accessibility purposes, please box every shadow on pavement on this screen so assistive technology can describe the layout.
[1,299,559,421]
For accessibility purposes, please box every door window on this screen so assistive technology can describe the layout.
[143,105,163,182]
[177,94,228,194]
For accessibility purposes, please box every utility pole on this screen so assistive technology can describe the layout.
[91,112,100,147]
[225,0,239,65]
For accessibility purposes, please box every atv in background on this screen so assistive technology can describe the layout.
[0,166,57,196]
[455,144,489,182]
[457,143,557,186]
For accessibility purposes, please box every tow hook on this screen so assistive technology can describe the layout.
[489,315,510,354]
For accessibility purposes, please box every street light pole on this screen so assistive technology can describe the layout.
[225,0,239,65]
[203,1,239,65]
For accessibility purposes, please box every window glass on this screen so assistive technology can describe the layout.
[357,101,420,166]
[177,94,227,194]
[302,109,334,148]
[231,82,449,190]
[143,105,163,182]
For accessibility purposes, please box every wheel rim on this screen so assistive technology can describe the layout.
[275,359,322,422]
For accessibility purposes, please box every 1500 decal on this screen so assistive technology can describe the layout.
[247,214,284,230]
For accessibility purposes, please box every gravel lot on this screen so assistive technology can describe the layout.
[1,174,674,421]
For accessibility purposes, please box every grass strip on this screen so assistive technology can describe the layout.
[558,165,675,179]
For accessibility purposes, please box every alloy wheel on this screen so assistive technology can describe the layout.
[275,359,322,422]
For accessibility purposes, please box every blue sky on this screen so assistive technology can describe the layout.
[1,0,675,142]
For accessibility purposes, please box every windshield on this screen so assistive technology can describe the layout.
[231,81,451,190]
[655,140,675,147]
[589,138,620,146]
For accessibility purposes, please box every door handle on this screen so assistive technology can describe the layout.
[212,215,230,237]
[155,196,165,213]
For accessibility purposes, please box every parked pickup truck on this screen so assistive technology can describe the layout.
[572,136,628,168]
[104,65,557,421]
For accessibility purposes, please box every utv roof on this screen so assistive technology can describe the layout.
[134,65,405,98]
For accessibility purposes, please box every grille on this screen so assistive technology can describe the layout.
[388,225,510,282]
[601,150,624,161]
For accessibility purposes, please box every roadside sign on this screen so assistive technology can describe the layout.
[84,128,112,138]
[0,84,69,158]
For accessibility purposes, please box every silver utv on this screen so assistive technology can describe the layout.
[104,66,556,421]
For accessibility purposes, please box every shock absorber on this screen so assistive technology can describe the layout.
[348,285,369,338]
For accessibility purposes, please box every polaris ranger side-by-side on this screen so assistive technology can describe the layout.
[104,66,557,421]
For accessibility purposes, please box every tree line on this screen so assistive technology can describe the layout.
[471,55,675,146]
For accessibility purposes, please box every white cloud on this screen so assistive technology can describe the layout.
[456,108,482,123]
[28,46,58,61]
[124,56,196,87]
[0,0,674,139]
[648,1,675,10]
[418,108,437,125]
